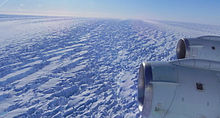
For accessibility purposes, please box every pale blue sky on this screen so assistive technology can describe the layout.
[0,0,219,25]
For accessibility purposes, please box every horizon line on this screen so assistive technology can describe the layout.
[0,11,219,26]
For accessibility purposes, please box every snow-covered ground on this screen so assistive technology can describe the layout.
[0,14,220,117]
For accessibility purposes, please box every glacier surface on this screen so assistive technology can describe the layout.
[0,14,220,117]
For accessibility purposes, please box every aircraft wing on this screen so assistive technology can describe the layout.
[138,36,220,118]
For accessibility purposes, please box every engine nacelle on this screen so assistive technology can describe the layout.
[138,36,220,118]
[138,62,178,117]
[176,36,220,61]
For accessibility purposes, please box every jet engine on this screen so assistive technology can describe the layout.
[176,36,220,61]
[138,36,220,118]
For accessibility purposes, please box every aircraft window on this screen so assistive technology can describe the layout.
[196,83,204,90]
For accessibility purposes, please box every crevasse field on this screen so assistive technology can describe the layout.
[0,14,220,118]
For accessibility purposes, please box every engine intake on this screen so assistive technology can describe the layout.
[176,39,187,59]
[138,63,153,113]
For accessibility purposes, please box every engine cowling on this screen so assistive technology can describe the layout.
[138,62,178,118]
[138,36,220,118]
[176,36,220,61]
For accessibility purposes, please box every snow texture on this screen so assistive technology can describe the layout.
[0,14,220,118]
